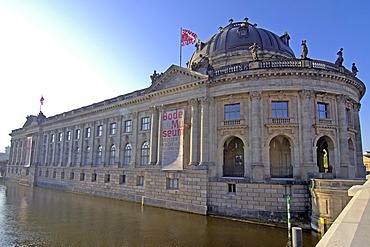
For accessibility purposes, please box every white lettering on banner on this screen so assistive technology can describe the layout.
[161,109,184,170]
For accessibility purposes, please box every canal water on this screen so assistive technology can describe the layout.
[0,180,319,246]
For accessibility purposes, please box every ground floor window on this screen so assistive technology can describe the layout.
[167,178,179,189]
[228,183,236,194]
[137,176,144,186]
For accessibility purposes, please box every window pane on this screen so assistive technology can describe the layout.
[224,103,241,120]
[272,101,288,118]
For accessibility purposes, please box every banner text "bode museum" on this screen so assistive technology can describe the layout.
[162,110,184,137]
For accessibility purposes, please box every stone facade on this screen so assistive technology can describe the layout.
[5,20,366,228]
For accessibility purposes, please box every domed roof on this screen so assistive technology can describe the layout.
[188,20,295,72]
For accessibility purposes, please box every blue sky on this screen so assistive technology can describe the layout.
[0,0,370,152]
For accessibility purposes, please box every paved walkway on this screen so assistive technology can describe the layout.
[316,178,370,246]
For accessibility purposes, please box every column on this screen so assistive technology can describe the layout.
[353,103,366,177]
[130,112,138,167]
[149,106,159,165]
[199,97,211,166]
[299,90,317,179]
[337,94,351,178]
[188,98,200,166]
[156,106,163,166]
[249,91,264,181]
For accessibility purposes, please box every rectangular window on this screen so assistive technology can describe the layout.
[109,123,117,135]
[50,134,55,143]
[119,174,126,184]
[80,172,85,181]
[104,174,111,183]
[317,103,328,119]
[53,170,56,178]
[58,133,63,142]
[224,104,241,120]
[137,176,144,186]
[44,135,48,143]
[97,125,103,137]
[66,131,71,141]
[39,169,42,177]
[91,173,97,182]
[228,183,236,193]
[124,120,132,133]
[272,101,288,118]
[167,178,179,189]
[70,172,74,180]
[75,129,81,139]
[61,171,65,179]
[85,127,91,138]
[45,170,49,177]
[141,117,150,131]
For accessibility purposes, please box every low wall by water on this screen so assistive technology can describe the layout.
[316,178,370,246]
[310,179,366,233]
[5,164,312,226]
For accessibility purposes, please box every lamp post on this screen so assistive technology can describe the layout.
[284,185,292,246]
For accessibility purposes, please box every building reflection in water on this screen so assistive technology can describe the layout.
[0,181,319,246]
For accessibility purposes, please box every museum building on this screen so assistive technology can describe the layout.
[5,19,366,228]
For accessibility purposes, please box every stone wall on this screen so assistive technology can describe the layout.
[208,179,310,222]
[143,168,208,214]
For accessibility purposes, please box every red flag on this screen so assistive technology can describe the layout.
[181,29,197,46]
[40,96,44,105]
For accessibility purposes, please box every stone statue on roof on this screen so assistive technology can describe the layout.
[150,70,163,83]
[352,63,359,76]
[301,40,308,59]
[249,42,259,61]
[335,48,344,66]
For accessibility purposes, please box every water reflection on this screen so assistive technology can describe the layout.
[0,180,319,246]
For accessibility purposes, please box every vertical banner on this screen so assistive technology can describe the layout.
[24,136,32,167]
[161,109,184,170]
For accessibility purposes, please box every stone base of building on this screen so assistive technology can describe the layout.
[3,165,322,228]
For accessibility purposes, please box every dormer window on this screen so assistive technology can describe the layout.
[237,23,249,38]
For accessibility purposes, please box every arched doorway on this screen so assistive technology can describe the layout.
[317,136,332,173]
[223,137,244,177]
[270,136,292,178]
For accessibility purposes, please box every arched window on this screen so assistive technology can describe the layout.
[223,137,244,177]
[57,144,62,164]
[109,144,116,165]
[141,142,150,166]
[64,145,69,167]
[270,136,292,178]
[74,146,80,166]
[123,143,132,166]
[317,137,333,173]
[96,145,102,166]
[84,146,90,166]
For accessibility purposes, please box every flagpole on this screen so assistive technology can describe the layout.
[179,27,182,67]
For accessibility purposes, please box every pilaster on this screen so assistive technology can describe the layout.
[336,94,351,178]
[149,106,159,165]
[188,98,200,166]
[249,91,264,181]
[299,90,317,179]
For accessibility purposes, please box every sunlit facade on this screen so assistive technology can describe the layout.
[6,20,366,227]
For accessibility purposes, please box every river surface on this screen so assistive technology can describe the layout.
[0,179,319,246]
